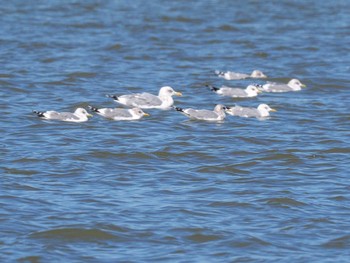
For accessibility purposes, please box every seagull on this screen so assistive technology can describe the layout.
[174,104,227,121]
[33,108,92,122]
[88,106,149,120]
[215,70,267,80]
[208,84,262,98]
[107,86,182,110]
[225,103,276,118]
[260,79,306,92]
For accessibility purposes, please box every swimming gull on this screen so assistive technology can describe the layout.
[107,86,182,110]
[208,84,262,98]
[33,108,92,122]
[88,106,149,120]
[174,104,227,121]
[215,70,267,80]
[225,103,276,118]
[260,79,306,92]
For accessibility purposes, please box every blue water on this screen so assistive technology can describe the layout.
[1,1,350,262]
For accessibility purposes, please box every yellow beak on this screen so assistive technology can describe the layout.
[143,113,150,117]
[301,84,306,88]
[270,108,277,112]
[175,92,182,96]
[87,114,93,117]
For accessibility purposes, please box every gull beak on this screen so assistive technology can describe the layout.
[175,92,182,96]
[143,113,150,117]
[270,108,277,112]
[87,113,93,117]
[301,83,306,88]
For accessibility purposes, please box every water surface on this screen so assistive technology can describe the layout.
[1,1,350,262]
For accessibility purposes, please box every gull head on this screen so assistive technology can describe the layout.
[75,108,93,118]
[251,70,267,78]
[132,108,150,117]
[245,85,261,96]
[257,104,276,117]
[288,79,306,90]
[159,86,182,97]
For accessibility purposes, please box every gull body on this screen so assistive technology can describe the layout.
[88,106,149,120]
[261,79,306,92]
[33,108,92,122]
[215,70,267,80]
[209,84,262,98]
[107,86,182,110]
[175,104,227,121]
[225,103,276,118]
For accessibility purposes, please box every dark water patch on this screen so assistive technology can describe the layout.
[218,24,239,31]
[256,152,303,164]
[253,52,269,58]
[106,43,123,51]
[4,168,38,176]
[322,235,350,249]
[229,236,272,248]
[70,22,105,29]
[123,55,154,61]
[209,201,253,208]
[17,255,41,263]
[328,196,347,201]
[160,15,202,24]
[185,232,223,243]
[321,147,350,154]
[66,71,98,79]
[10,183,40,191]
[0,73,14,78]
[196,165,250,175]
[265,197,307,207]
[30,228,119,242]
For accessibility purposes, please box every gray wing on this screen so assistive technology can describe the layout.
[56,112,80,121]
[184,109,218,120]
[219,87,247,97]
[229,106,260,117]
[264,83,293,92]
[230,72,249,79]
[99,108,132,118]
[120,93,162,107]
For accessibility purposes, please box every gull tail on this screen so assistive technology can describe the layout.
[106,94,119,100]
[206,85,219,92]
[88,105,100,113]
[33,110,45,117]
[214,70,223,76]
[173,106,184,112]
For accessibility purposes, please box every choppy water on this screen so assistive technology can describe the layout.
[1,1,350,262]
